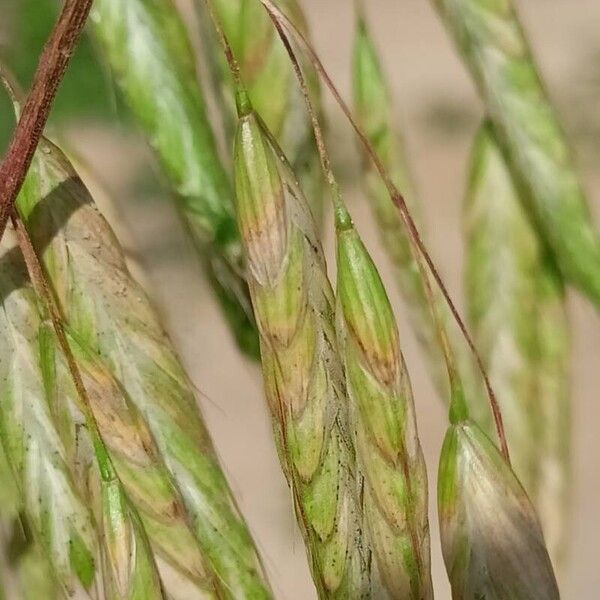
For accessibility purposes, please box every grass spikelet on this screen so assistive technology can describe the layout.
[60,336,216,597]
[233,91,369,598]
[438,419,560,599]
[261,18,434,595]
[0,248,100,597]
[96,452,165,599]
[465,123,571,566]
[432,0,600,308]
[15,135,272,599]
[7,179,211,596]
[14,214,167,599]
[352,12,442,386]
[90,0,258,358]
[335,206,433,599]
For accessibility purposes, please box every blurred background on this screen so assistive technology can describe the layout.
[1,0,599,597]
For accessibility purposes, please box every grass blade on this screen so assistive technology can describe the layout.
[90,0,259,358]
[15,136,272,599]
[464,124,571,567]
[233,94,369,597]
[431,0,600,308]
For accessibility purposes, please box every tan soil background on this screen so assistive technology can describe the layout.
[13,0,600,597]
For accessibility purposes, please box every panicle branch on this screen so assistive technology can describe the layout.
[0,0,93,238]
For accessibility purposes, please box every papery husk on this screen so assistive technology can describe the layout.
[438,420,560,599]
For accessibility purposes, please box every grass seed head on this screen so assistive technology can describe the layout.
[233,101,370,597]
[432,0,600,307]
[438,421,559,599]
[91,0,258,358]
[15,136,271,599]
[335,215,432,599]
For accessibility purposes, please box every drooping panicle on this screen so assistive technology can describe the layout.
[233,92,369,598]
[335,209,433,599]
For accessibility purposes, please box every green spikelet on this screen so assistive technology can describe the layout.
[233,93,369,598]
[432,0,600,308]
[56,334,217,598]
[0,248,100,597]
[335,207,433,599]
[95,449,165,600]
[465,124,570,566]
[0,233,165,598]
[90,0,259,358]
[352,13,441,388]
[15,136,272,600]
[438,419,560,599]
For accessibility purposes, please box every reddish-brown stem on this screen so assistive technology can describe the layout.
[0,0,93,240]
[200,0,243,87]
[261,0,510,463]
